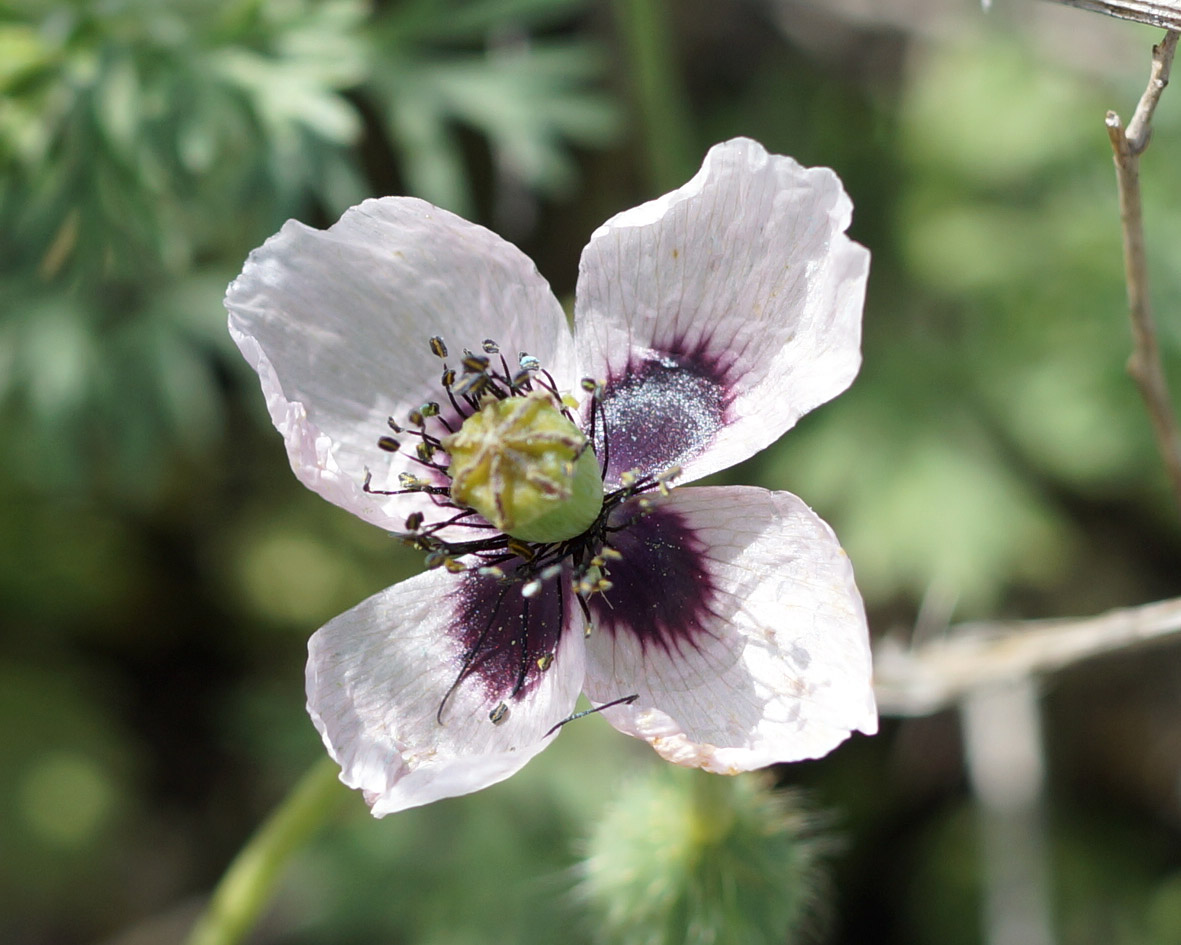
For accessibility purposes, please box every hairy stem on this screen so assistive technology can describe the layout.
[185,756,349,945]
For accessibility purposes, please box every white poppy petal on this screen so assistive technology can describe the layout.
[582,486,876,772]
[226,196,577,531]
[307,565,585,816]
[574,138,869,484]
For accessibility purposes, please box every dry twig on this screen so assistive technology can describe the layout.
[874,595,1181,716]
[1041,1,1181,31]
[1106,31,1181,512]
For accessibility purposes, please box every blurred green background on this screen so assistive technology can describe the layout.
[3,1,1181,943]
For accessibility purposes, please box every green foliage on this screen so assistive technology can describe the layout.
[0,0,368,280]
[0,0,619,495]
[371,0,620,215]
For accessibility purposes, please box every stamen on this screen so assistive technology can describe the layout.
[482,339,500,354]
[506,538,536,561]
[656,465,682,496]
[399,472,427,490]
[454,373,488,398]
[462,353,491,374]
[429,336,448,359]
[377,436,400,453]
[544,694,638,737]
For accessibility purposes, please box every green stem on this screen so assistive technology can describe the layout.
[185,756,349,945]
[612,0,696,192]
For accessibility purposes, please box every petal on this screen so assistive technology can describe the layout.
[583,486,876,772]
[226,197,578,532]
[307,565,585,816]
[574,138,869,484]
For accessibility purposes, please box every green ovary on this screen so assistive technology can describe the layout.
[443,389,604,543]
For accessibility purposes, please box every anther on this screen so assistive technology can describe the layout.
[519,353,540,372]
[656,465,681,496]
[416,442,435,463]
[441,368,456,388]
[405,511,424,531]
[482,339,500,354]
[506,538,536,561]
[377,436,400,453]
[443,558,466,573]
[387,417,403,433]
[454,373,488,397]
[521,579,542,598]
[462,354,490,374]
[421,402,440,418]
[398,472,426,490]
[537,653,554,671]
[408,409,424,427]
[429,336,448,359]
[489,702,508,724]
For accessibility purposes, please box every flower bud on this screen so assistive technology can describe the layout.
[443,389,603,542]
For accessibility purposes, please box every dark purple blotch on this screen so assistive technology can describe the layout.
[589,502,721,655]
[597,342,732,482]
[447,561,567,703]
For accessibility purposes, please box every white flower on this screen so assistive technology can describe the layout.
[226,137,877,816]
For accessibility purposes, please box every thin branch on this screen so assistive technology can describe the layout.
[1039,1,1181,31]
[1106,31,1181,514]
[874,595,1181,716]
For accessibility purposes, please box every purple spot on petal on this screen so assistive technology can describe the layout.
[589,502,720,655]
[598,347,729,481]
[448,563,568,704]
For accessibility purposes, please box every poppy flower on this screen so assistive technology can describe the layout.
[226,137,876,816]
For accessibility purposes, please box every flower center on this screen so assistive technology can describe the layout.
[443,389,604,542]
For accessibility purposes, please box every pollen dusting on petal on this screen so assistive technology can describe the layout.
[588,499,722,655]
[444,389,603,542]
[598,348,729,483]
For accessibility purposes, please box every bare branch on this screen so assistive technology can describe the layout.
[1126,29,1178,151]
[875,595,1181,716]
[1106,31,1181,515]
[1040,1,1181,31]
